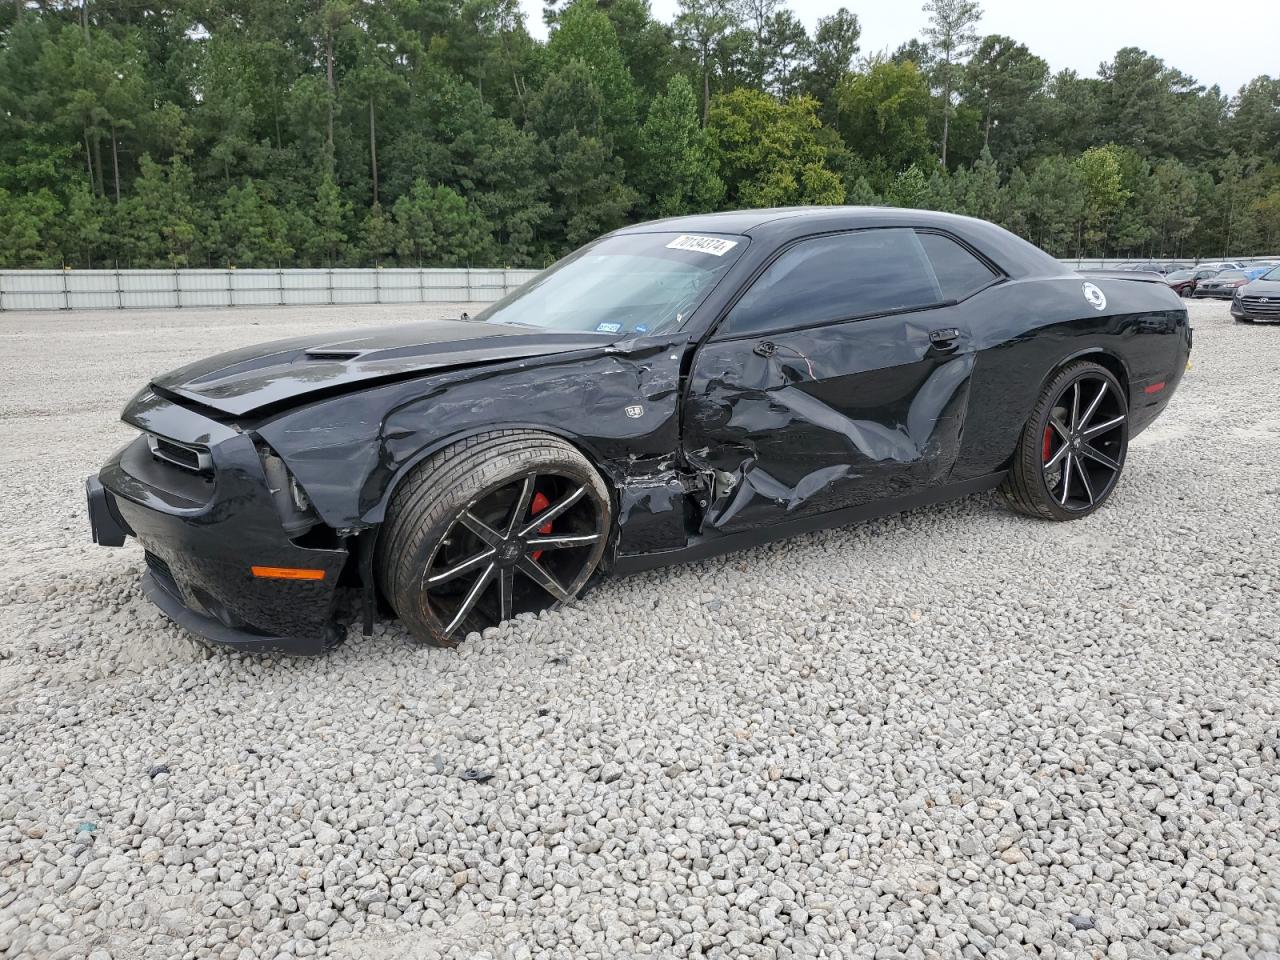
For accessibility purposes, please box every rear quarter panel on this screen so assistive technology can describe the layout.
[951,275,1189,481]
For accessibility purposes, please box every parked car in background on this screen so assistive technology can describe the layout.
[1166,266,1224,297]
[1194,269,1252,298]
[1231,265,1280,323]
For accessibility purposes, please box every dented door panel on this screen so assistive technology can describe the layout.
[683,310,975,535]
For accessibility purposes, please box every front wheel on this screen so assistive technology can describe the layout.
[377,431,612,646]
[1000,361,1129,521]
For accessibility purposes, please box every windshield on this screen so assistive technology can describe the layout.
[1265,266,1280,281]
[1167,270,1192,281]
[1218,270,1246,279]
[475,232,747,336]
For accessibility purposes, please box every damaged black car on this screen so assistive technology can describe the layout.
[88,208,1191,654]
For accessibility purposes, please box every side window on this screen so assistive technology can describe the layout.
[916,232,998,301]
[722,228,943,337]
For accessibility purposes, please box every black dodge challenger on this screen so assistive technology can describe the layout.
[88,208,1191,654]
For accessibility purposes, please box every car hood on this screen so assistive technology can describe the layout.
[1242,278,1280,295]
[151,318,616,417]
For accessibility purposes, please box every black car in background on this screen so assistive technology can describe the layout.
[1195,269,1252,298]
[1232,264,1280,322]
[88,208,1191,654]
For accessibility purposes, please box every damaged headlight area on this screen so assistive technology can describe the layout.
[256,441,321,538]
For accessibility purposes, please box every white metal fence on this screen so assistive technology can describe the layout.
[0,268,541,312]
[3,258,1277,311]
[1059,256,1277,270]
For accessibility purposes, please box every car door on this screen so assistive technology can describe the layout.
[682,227,999,536]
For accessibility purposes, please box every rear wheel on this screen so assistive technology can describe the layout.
[1000,361,1128,521]
[377,431,611,646]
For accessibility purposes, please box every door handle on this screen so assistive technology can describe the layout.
[928,328,962,352]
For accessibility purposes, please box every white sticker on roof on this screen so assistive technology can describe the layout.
[665,235,738,256]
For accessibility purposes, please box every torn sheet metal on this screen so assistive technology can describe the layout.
[684,314,976,534]
[612,460,688,557]
[255,338,688,537]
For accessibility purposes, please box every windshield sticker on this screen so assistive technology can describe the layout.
[595,322,622,333]
[666,235,739,257]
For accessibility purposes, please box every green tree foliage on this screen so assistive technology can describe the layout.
[307,175,353,266]
[921,0,982,169]
[835,60,934,181]
[1074,145,1129,255]
[707,88,843,207]
[637,75,724,216]
[673,0,737,125]
[0,0,1277,268]
[219,181,293,267]
[393,180,492,265]
[120,155,198,266]
[802,8,859,122]
[963,35,1047,156]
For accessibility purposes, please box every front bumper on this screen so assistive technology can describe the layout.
[1195,287,1237,299]
[90,406,349,655]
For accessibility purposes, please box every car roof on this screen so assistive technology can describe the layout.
[615,206,1069,279]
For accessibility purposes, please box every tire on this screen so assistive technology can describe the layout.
[1000,360,1129,521]
[376,430,612,646]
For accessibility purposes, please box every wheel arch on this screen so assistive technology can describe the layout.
[1034,347,1132,410]
[360,422,619,528]
[993,346,1132,473]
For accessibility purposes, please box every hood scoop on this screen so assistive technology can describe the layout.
[303,348,364,362]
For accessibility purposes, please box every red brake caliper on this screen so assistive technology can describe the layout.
[1043,427,1053,464]
[530,491,553,561]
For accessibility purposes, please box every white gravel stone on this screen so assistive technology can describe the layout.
[0,299,1277,960]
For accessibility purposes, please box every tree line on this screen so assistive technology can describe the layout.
[1,0,1278,270]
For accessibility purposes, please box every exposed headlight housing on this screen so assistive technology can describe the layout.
[256,442,318,536]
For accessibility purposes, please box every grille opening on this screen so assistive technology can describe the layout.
[1240,296,1280,316]
[147,434,212,475]
[144,551,178,593]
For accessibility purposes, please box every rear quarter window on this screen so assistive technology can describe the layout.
[916,232,998,301]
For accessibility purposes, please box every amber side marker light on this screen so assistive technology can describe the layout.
[251,566,326,581]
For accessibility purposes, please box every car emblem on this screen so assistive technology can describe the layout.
[624,405,644,419]
[1081,282,1107,311]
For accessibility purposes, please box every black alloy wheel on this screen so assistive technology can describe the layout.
[423,471,605,638]
[1039,373,1127,513]
[377,430,612,646]
[1001,361,1129,521]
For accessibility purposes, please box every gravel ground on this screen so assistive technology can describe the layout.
[0,299,1277,960]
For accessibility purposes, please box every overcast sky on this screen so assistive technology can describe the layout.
[521,0,1272,95]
